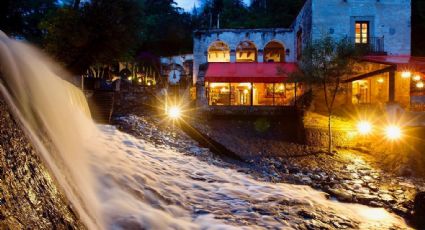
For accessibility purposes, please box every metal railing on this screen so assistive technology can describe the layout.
[348,37,385,55]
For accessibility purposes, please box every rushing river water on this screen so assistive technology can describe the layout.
[0,31,412,229]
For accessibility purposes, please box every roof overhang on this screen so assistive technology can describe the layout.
[205,62,298,83]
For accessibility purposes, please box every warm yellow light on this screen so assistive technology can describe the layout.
[385,125,402,140]
[220,87,229,93]
[167,106,181,119]
[401,71,412,78]
[147,82,151,86]
[243,89,249,94]
[128,76,132,80]
[413,75,421,81]
[279,85,285,90]
[138,78,142,83]
[416,82,424,88]
[357,121,372,135]
[377,78,384,83]
[238,83,252,89]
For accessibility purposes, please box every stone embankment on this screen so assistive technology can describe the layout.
[0,97,84,229]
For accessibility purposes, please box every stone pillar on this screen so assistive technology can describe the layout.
[230,50,236,62]
[258,50,264,62]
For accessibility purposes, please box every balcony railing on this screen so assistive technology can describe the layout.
[348,37,386,55]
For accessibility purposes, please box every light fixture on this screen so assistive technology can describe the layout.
[413,75,422,81]
[417,82,424,88]
[128,76,132,81]
[385,125,402,140]
[401,71,412,78]
[377,78,384,83]
[357,121,372,135]
[167,106,182,119]
[243,89,249,94]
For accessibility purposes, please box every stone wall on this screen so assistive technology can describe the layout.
[193,28,296,84]
[0,97,84,229]
[311,0,411,55]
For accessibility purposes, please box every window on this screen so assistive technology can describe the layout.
[352,80,370,104]
[236,41,257,62]
[264,41,285,62]
[208,41,230,63]
[297,29,302,60]
[355,22,369,44]
[207,82,230,105]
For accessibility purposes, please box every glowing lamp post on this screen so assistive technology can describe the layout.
[401,71,412,78]
[357,121,372,135]
[385,125,402,140]
[167,106,182,119]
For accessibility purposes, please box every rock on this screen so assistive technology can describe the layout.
[328,189,353,202]
[355,194,377,204]
[297,209,316,219]
[379,193,396,204]
[367,183,379,192]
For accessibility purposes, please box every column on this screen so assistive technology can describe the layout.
[257,50,264,62]
[389,70,395,103]
[230,50,236,62]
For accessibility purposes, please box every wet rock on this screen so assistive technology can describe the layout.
[328,189,353,202]
[297,210,316,219]
[355,194,377,204]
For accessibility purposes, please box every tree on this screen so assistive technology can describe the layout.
[299,36,358,154]
[41,0,143,74]
[0,0,57,44]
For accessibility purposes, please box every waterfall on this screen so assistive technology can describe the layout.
[0,32,411,230]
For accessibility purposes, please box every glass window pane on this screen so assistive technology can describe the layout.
[208,82,230,105]
[253,83,274,106]
[230,83,251,106]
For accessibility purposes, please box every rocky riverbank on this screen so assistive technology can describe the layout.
[112,107,424,229]
[0,97,84,229]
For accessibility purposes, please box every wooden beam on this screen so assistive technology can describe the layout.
[343,65,396,83]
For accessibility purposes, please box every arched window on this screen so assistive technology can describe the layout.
[208,41,230,62]
[264,41,285,62]
[236,41,257,62]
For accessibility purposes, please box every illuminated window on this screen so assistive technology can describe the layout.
[208,41,230,63]
[207,82,230,105]
[355,22,369,44]
[264,41,285,63]
[352,80,370,104]
[236,41,257,62]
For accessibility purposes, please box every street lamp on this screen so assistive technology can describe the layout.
[357,121,372,135]
[385,125,402,140]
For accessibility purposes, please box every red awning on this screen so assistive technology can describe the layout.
[362,55,425,72]
[205,62,298,83]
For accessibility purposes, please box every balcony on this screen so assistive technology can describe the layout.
[348,37,386,55]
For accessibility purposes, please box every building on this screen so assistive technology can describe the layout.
[193,0,425,113]
[160,54,193,87]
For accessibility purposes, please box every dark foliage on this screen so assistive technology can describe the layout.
[41,0,143,74]
[0,0,57,44]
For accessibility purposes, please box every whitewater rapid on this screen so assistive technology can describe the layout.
[0,31,411,229]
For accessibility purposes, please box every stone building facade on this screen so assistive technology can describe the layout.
[193,0,424,112]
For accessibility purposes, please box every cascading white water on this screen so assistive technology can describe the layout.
[0,32,412,229]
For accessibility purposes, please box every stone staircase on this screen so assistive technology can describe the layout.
[87,91,115,123]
